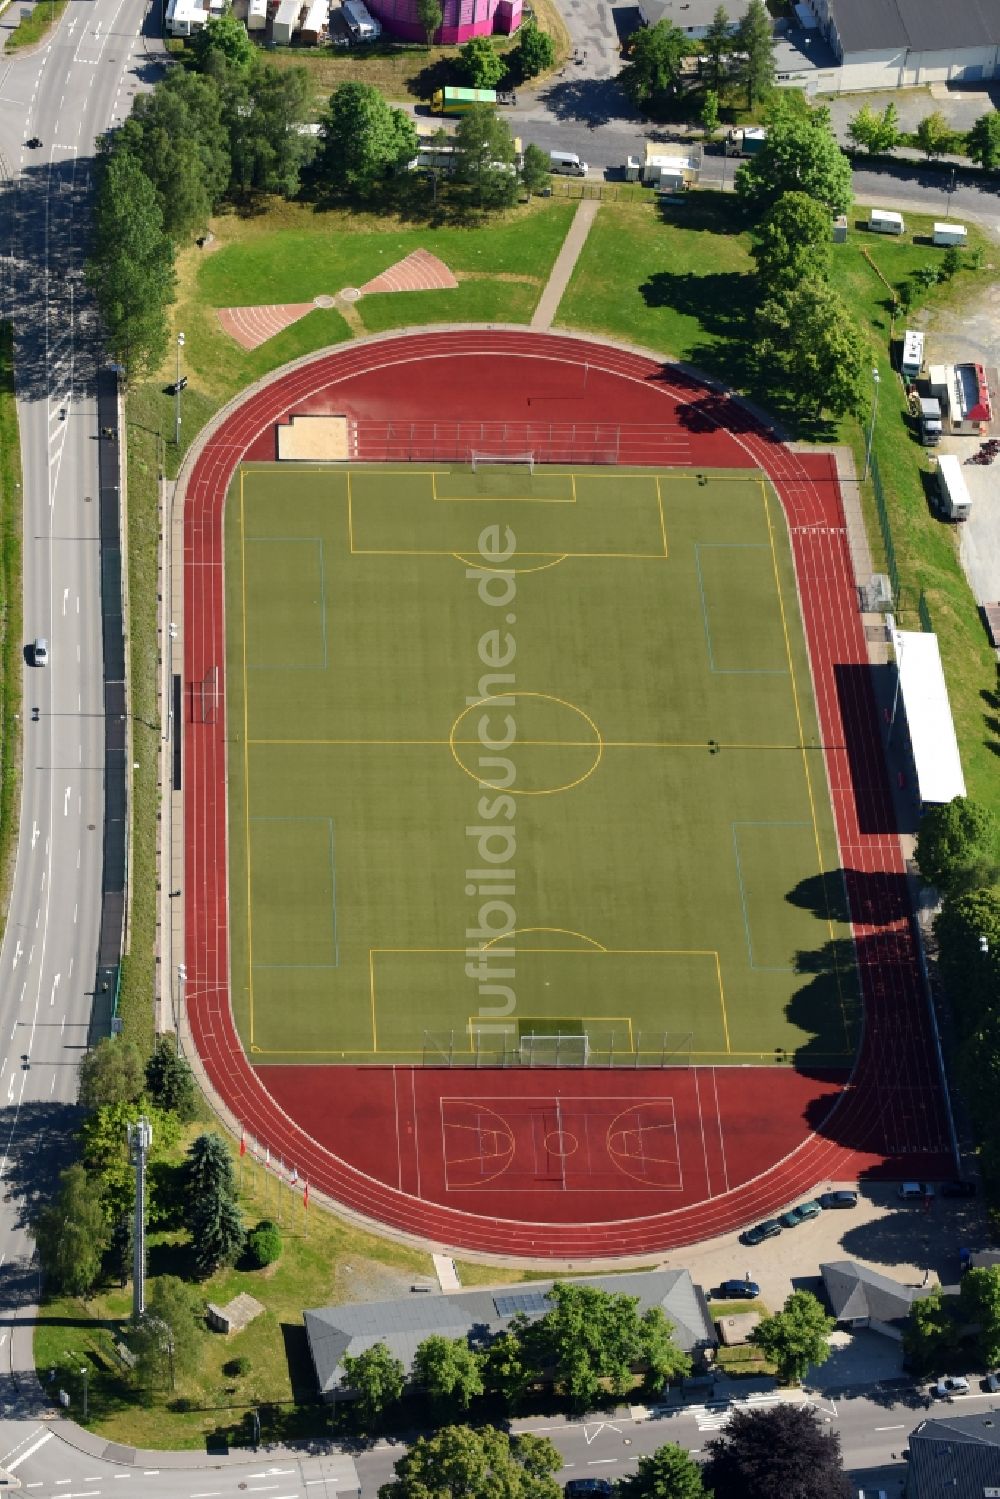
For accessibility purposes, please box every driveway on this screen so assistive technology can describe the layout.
[825,84,1000,147]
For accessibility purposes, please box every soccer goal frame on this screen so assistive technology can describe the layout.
[469,450,535,475]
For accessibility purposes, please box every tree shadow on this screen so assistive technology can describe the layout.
[535,75,635,128]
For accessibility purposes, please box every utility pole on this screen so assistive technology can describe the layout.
[175,963,187,1056]
[174,331,185,445]
[862,367,881,484]
[128,1116,153,1318]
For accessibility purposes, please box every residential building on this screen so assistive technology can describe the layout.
[637,0,751,38]
[908,1412,1000,1498]
[821,1260,942,1341]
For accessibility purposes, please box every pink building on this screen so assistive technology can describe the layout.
[368,0,521,43]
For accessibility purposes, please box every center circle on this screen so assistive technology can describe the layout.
[544,1129,578,1157]
[449,691,604,797]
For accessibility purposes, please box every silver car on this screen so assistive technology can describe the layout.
[33,638,48,666]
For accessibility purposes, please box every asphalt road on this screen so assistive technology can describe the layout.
[0,0,165,1416]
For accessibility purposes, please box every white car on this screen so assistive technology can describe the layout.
[933,1376,970,1398]
[33,637,48,667]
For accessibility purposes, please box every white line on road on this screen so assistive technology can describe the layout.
[64,785,70,815]
[6,1430,54,1471]
[586,1460,617,1465]
[63,587,68,615]
[50,972,60,1005]
[874,1424,905,1431]
[31,822,38,849]
[12,940,21,968]
[190,1491,222,1497]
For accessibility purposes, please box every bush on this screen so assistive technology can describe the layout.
[246,1220,282,1268]
[224,1355,252,1377]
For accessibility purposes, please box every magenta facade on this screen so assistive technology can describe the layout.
[368,0,521,43]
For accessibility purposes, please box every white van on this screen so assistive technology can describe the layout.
[870,209,904,235]
[549,150,587,177]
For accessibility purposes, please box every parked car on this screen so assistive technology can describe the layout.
[780,1201,822,1227]
[899,1181,933,1201]
[819,1190,858,1210]
[565,1483,613,1498]
[933,1376,970,1398]
[741,1219,782,1246]
[32,637,48,667]
[983,1371,1000,1393]
[719,1279,760,1299]
[941,1180,977,1199]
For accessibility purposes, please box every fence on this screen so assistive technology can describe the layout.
[351,419,691,468]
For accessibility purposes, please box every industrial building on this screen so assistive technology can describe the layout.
[805,0,1000,92]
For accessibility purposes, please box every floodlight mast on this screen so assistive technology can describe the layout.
[128,1117,153,1318]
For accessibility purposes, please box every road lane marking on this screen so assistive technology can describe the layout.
[874,1424,904,1430]
[6,1430,54,1471]
[50,973,60,1005]
[64,785,71,815]
[190,1492,222,1497]
[31,822,38,849]
[63,588,68,615]
[12,940,21,967]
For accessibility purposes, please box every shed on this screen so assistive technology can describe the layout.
[889,628,966,807]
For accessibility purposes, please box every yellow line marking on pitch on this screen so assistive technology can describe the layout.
[655,475,669,559]
[482,926,608,951]
[762,481,853,1051]
[240,471,256,1047]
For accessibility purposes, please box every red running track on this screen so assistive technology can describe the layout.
[183,330,952,1258]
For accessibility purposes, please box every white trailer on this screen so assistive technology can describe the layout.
[933,222,967,247]
[937,453,972,522]
[869,209,904,235]
[247,0,268,30]
[272,0,302,43]
[901,329,924,381]
[641,142,699,188]
[165,0,208,35]
[342,0,380,38]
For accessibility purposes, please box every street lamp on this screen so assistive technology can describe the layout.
[946,166,957,217]
[862,366,881,484]
[175,963,187,1056]
[980,936,990,955]
[174,332,185,446]
[80,1365,89,1422]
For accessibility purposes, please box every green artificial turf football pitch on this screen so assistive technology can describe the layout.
[224,461,861,1067]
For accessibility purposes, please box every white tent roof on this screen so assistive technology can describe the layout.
[892,629,966,806]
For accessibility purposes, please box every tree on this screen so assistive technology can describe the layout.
[413,1334,484,1409]
[846,101,899,155]
[342,1341,406,1424]
[533,1282,690,1408]
[915,797,1000,895]
[749,1290,835,1384]
[700,88,720,138]
[936,886,1000,1039]
[617,1443,707,1499]
[904,1288,959,1375]
[415,0,442,45]
[130,1276,203,1392]
[751,190,832,289]
[514,21,555,80]
[960,1267,1000,1367]
[521,142,551,196]
[113,70,231,240]
[77,1038,145,1111]
[184,1133,245,1274]
[227,59,312,199]
[246,1219,282,1267]
[453,106,519,211]
[32,1164,109,1296]
[704,1403,851,1499]
[702,5,732,92]
[79,1101,181,1228]
[968,110,1000,171]
[379,1425,561,1499]
[736,103,853,215]
[459,35,507,89]
[315,82,419,197]
[86,147,175,380]
[191,6,254,72]
[754,277,866,420]
[733,0,775,110]
[915,110,953,159]
[640,1307,694,1391]
[482,1325,533,1410]
[620,21,690,110]
[145,1036,197,1121]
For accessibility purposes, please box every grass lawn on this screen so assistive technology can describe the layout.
[0,326,22,942]
[4,0,69,50]
[226,460,856,1067]
[34,1137,433,1449]
[557,195,1000,814]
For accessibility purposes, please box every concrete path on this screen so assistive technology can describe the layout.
[531,197,598,330]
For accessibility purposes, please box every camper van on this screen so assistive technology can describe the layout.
[933,222,967,247]
[901,329,924,381]
[870,209,904,235]
[549,150,587,177]
[342,0,381,40]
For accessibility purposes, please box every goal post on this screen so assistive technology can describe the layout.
[518,1032,590,1068]
[469,450,535,475]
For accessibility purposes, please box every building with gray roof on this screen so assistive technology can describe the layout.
[908,1411,1000,1499]
[803,0,1000,91]
[636,0,750,39]
[305,1271,715,1399]
[821,1260,941,1341]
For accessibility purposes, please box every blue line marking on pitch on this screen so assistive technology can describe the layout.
[731,821,810,971]
[693,543,789,676]
[252,815,339,967]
